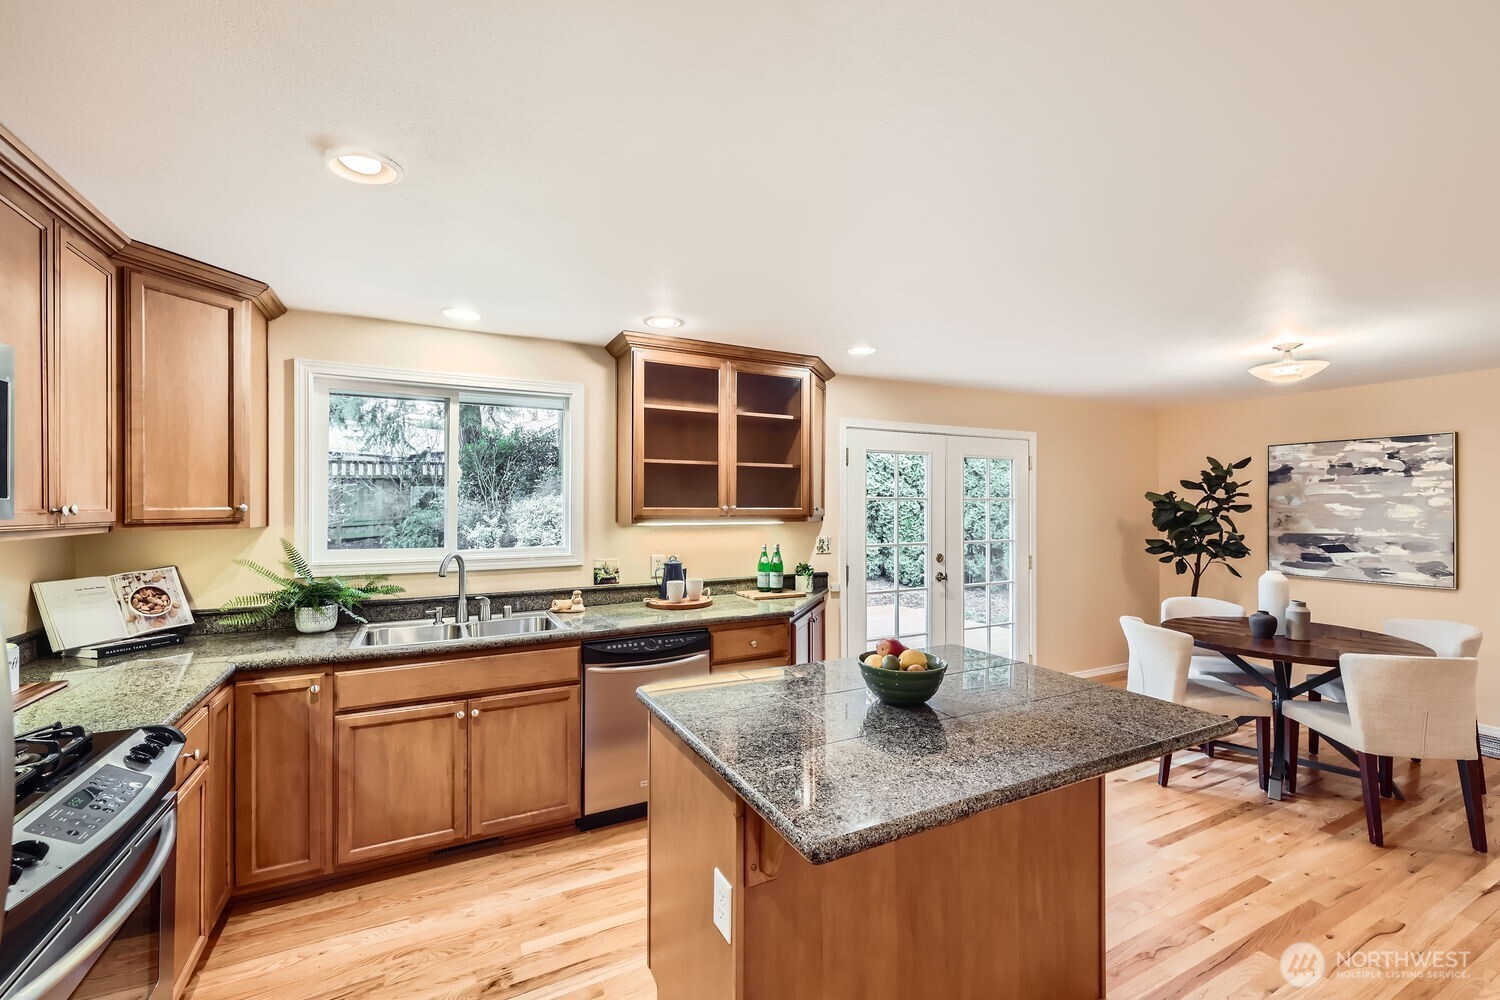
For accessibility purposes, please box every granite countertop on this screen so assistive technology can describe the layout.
[17,590,824,735]
[638,644,1239,864]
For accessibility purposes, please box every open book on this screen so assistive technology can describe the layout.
[33,567,194,655]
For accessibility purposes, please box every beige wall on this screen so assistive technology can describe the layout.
[1157,367,1500,722]
[1,538,75,636]
[47,310,1159,671]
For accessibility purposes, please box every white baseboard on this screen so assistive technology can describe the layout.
[1074,662,1126,680]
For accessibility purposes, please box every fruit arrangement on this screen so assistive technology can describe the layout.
[862,638,940,672]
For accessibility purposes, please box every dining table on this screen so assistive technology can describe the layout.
[1161,617,1435,801]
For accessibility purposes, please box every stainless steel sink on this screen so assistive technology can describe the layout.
[349,612,566,649]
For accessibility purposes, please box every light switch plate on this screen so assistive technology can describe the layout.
[650,554,666,580]
[712,867,732,943]
[815,535,832,555]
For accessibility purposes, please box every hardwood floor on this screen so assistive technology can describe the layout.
[188,738,1500,1000]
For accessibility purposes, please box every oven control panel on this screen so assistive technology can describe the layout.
[7,726,182,910]
[24,766,147,845]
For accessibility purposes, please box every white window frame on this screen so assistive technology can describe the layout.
[295,359,585,575]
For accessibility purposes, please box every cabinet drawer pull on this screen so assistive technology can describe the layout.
[749,639,758,648]
[190,749,202,761]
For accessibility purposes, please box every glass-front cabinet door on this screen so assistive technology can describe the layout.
[727,361,811,518]
[630,350,728,519]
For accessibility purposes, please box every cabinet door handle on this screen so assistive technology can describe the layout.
[308,684,320,694]
[235,503,249,514]
[721,505,730,513]
[455,710,466,719]
[470,708,480,717]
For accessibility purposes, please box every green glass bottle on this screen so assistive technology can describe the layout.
[757,545,771,592]
[769,544,785,591]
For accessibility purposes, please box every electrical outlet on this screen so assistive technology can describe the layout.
[712,867,732,943]
[815,535,832,555]
[650,554,666,580]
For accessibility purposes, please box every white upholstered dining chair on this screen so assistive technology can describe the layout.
[1314,619,1485,792]
[1282,653,1486,852]
[1121,616,1274,789]
[1159,596,1273,688]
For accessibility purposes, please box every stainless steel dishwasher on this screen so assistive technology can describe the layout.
[580,629,711,827]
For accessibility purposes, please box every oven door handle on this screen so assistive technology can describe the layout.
[8,811,177,1000]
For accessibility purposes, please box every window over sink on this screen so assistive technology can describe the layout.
[296,360,584,574]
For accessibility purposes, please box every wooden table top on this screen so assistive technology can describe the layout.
[1161,616,1434,668]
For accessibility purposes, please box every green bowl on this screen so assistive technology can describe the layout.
[858,650,949,706]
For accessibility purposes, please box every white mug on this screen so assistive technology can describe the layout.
[666,579,687,602]
[686,578,706,600]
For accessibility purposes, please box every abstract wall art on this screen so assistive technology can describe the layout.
[1267,432,1456,589]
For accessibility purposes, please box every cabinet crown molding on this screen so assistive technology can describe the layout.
[607,331,835,382]
[115,242,287,319]
[0,121,128,252]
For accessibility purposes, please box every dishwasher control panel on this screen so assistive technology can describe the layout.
[583,629,711,664]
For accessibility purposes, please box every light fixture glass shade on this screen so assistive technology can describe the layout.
[1248,343,1329,384]
[643,315,683,330]
[325,148,403,185]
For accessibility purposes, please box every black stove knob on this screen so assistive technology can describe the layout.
[144,732,172,748]
[12,840,48,868]
[141,725,185,745]
[124,751,152,769]
[129,742,162,760]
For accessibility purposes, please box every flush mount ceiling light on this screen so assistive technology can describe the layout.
[325,148,403,185]
[846,344,877,356]
[1248,342,1330,384]
[441,306,481,322]
[642,315,684,330]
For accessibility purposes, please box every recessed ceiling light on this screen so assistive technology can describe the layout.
[846,344,877,356]
[643,315,684,330]
[1248,342,1329,384]
[325,148,403,185]
[441,306,481,322]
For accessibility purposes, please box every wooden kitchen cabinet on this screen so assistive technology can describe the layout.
[0,174,54,532]
[203,686,234,923]
[122,266,256,526]
[791,594,827,665]
[469,685,581,838]
[171,760,208,997]
[609,332,832,523]
[234,672,333,888]
[335,700,469,866]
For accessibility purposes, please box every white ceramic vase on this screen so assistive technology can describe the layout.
[295,604,339,634]
[1257,570,1290,636]
[796,573,815,594]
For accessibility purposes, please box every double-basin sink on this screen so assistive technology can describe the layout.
[349,611,569,649]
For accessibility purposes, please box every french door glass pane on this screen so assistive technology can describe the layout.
[958,456,1016,655]
[963,585,987,625]
[864,449,931,644]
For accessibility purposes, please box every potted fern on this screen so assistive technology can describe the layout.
[222,539,404,633]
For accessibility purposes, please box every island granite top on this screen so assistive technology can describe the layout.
[637,644,1238,864]
[16,590,823,735]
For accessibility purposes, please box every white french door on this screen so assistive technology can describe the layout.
[844,425,1033,661]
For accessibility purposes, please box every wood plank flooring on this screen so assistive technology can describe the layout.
[187,738,1500,1000]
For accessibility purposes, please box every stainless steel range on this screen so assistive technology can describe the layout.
[1,720,183,1000]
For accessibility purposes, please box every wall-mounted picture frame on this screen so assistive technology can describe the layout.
[1267,432,1457,589]
[593,558,621,585]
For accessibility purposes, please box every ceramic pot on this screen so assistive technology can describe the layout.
[1258,570,1290,636]
[796,573,815,594]
[1248,610,1277,640]
[1285,600,1311,641]
[295,604,339,634]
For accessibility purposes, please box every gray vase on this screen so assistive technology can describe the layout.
[295,604,339,634]
[1248,610,1277,640]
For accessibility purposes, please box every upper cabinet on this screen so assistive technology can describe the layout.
[609,332,832,523]
[117,246,274,528]
[0,124,282,538]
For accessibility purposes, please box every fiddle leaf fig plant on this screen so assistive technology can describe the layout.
[221,538,404,627]
[1144,456,1253,596]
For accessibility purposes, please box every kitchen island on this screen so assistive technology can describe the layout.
[638,644,1237,1000]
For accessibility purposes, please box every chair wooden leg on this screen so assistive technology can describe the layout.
[1282,717,1299,795]
[1158,753,1172,787]
[1356,752,1384,846]
[1255,717,1269,790]
[1459,760,1487,853]
[1476,729,1487,796]
[1378,756,1395,798]
[1307,690,1321,755]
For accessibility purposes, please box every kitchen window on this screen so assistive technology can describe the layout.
[296,360,584,574]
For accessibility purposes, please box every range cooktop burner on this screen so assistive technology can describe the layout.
[14,723,93,806]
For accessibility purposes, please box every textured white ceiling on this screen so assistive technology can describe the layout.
[3,1,1498,399]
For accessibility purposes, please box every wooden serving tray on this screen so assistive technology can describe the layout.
[14,680,67,710]
[644,596,714,611]
[735,589,808,601]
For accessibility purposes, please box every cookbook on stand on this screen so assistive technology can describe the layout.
[32,566,193,658]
